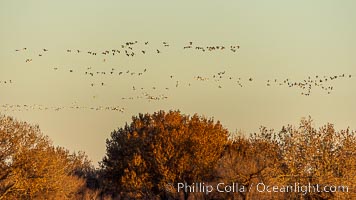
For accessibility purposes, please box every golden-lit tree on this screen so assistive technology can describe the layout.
[101,110,229,199]
[215,117,355,200]
[215,135,284,200]
[255,117,356,200]
[0,115,90,200]
[2,111,354,200]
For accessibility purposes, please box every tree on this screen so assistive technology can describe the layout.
[255,117,356,200]
[0,115,90,199]
[101,110,230,199]
[215,117,356,200]
[215,134,284,200]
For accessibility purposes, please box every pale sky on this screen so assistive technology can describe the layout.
[1,0,356,165]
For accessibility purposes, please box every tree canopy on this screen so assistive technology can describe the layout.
[0,115,91,200]
[1,112,355,200]
[101,110,230,199]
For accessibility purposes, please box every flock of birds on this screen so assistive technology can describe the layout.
[194,71,353,96]
[0,103,124,113]
[54,66,148,87]
[15,41,241,63]
[265,74,352,96]
[1,41,354,113]
[51,65,171,101]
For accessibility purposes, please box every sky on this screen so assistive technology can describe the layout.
[1,0,356,166]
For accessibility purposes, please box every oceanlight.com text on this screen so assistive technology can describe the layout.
[175,182,349,195]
